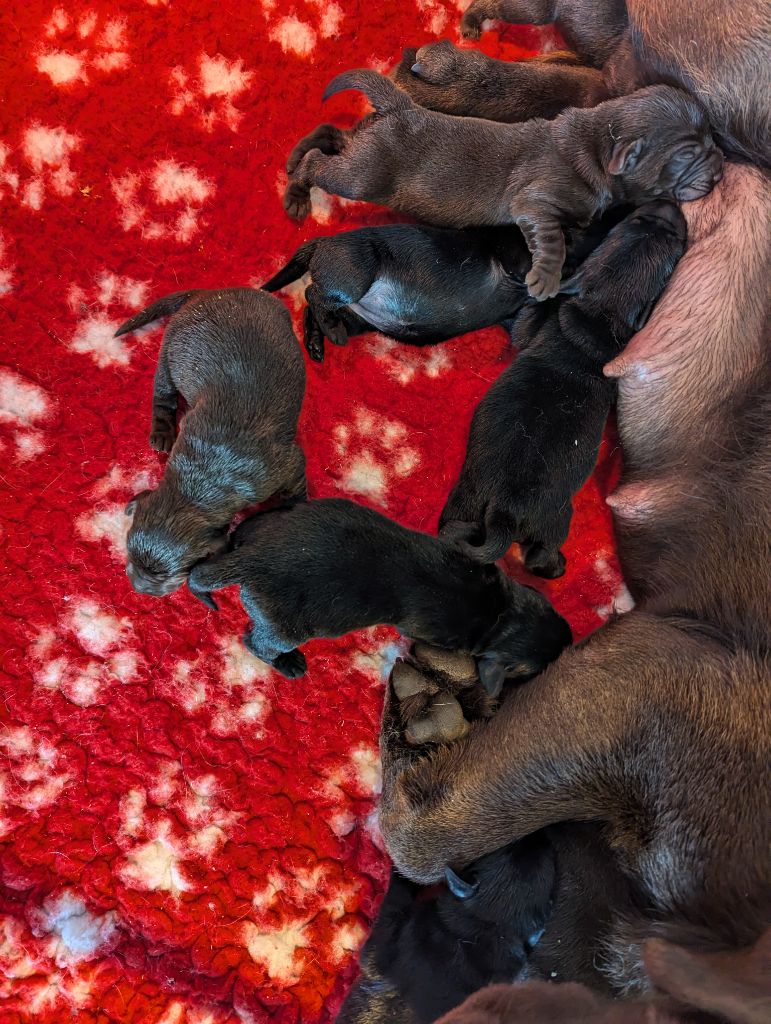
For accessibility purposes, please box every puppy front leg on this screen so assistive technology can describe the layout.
[515,211,566,301]
[461,0,555,39]
[240,590,307,678]
[150,349,179,453]
[380,630,632,883]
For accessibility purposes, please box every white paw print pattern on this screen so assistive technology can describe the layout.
[0,124,80,211]
[0,231,14,294]
[0,368,54,464]
[265,0,345,58]
[66,271,150,368]
[37,7,130,86]
[111,159,215,244]
[27,891,119,968]
[367,333,453,384]
[333,405,421,504]
[0,726,72,824]
[30,598,140,708]
[170,53,255,132]
[416,0,450,35]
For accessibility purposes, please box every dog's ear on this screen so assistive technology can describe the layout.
[125,489,152,517]
[608,138,645,175]
[630,296,656,333]
[445,866,479,900]
[477,656,506,698]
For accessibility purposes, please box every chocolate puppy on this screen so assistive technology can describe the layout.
[284,71,720,300]
[392,41,609,122]
[116,288,306,596]
[339,835,556,1024]
[440,200,686,577]
[187,498,571,686]
[263,213,624,362]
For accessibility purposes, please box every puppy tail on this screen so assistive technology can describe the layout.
[323,69,412,114]
[262,241,317,292]
[461,511,516,564]
[187,552,244,610]
[114,290,198,337]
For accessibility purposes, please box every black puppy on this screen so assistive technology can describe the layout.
[338,834,555,1024]
[392,41,609,123]
[441,200,686,577]
[116,288,306,596]
[263,214,624,362]
[187,498,571,689]
[284,70,720,299]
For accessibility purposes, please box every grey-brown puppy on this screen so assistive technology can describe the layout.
[392,41,609,122]
[284,71,721,299]
[116,288,306,597]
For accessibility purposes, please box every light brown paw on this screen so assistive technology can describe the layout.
[392,661,439,701]
[412,643,477,687]
[283,186,311,222]
[404,693,470,745]
[525,265,562,301]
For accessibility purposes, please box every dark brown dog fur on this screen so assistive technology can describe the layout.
[378,164,771,999]
[116,288,306,597]
[284,71,720,299]
[391,41,609,122]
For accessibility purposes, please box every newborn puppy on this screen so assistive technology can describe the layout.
[440,200,686,576]
[263,213,623,362]
[392,41,609,122]
[187,498,571,687]
[284,71,720,300]
[339,837,555,1024]
[116,288,306,596]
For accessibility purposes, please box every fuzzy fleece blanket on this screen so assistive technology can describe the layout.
[0,2,630,1021]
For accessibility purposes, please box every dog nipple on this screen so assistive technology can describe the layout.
[606,481,670,520]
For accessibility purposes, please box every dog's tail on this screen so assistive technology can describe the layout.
[262,240,318,292]
[114,290,198,337]
[461,508,516,564]
[323,68,412,114]
[187,551,245,611]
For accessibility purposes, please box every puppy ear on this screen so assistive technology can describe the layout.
[630,296,656,333]
[608,138,644,175]
[477,656,506,698]
[125,489,152,517]
[445,866,479,900]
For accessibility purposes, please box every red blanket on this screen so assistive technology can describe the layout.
[0,2,627,1021]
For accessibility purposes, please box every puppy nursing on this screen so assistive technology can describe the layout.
[117,288,306,596]
[285,70,720,298]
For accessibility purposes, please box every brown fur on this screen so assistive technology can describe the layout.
[378,164,771,999]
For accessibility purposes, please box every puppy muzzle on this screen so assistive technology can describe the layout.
[126,563,184,597]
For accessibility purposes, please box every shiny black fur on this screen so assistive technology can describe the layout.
[263,213,626,363]
[187,498,570,689]
[440,201,686,576]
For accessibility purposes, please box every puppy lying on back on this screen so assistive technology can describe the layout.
[263,213,624,362]
[116,288,306,596]
[187,497,571,687]
[284,70,720,299]
[392,41,609,122]
[441,200,686,577]
[339,835,556,1024]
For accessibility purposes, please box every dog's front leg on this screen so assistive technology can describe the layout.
[514,209,566,300]
[380,626,633,883]
[461,0,556,39]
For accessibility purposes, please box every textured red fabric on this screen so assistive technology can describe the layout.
[0,2,627,1021]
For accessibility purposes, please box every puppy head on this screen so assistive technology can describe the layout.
[604,85,723,203]
[443,834,556,951]
[475,582,572,697]
[125,486,229,596]
[411,39,478,85]
[561,201,687,331]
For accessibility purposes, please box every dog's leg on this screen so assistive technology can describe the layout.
[285,150,364,223]
[461,0,555,39]
[380,624,639,883]
[303,306,326,363]
[240,590,307,678]
[149,349,178,453]
[279,445,307,504]
[304,283,349,348]
[515,212,566,301]
[286,123,347,175]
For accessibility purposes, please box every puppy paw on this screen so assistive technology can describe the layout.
[149,422,175,453]
[325,319,349,347]
[405,693,470,746]
[411,42,456,85]
[412,643,477,689]
[272,649,307,678]
[525,266,562,301]
[524,545,567,579]
[283,184,311,222]
[460,11,483,39]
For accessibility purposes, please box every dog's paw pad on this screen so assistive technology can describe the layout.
[525,266,561,301]
[392,661,438,701]
[149,427,175,453]
[272,649,307,678]
[404,693,470,746]
[283,187,311,222]
[412,643,477,687]
[459,14,482,40]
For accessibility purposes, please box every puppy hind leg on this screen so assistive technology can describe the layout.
[304,283,349,348]
[461,0,555,40]
[286,124,347,176]
[523,507,572,578]
[150,349,178,453]
[240,590,307,678]
[303,306,326,363]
